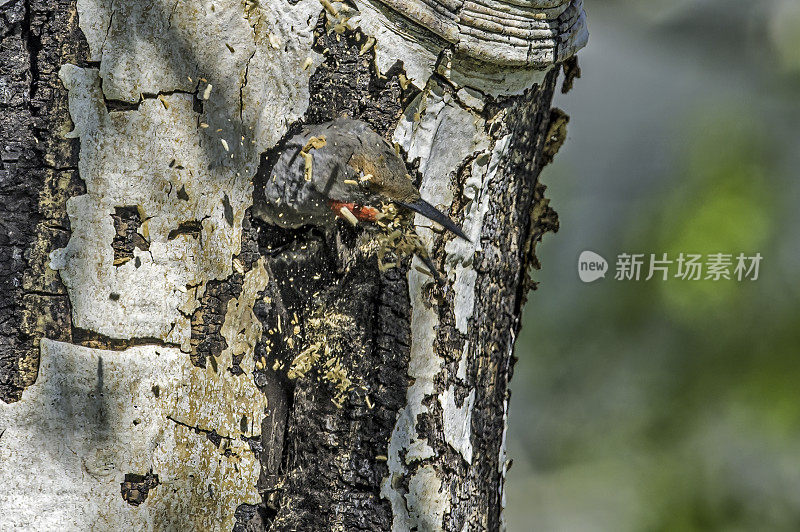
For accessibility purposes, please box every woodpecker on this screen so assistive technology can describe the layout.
[253,118,469,242]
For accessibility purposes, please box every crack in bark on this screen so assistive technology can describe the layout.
[21,0,40,104]
[102,88,198,113]
[166,414,261,458]
[71,326,181,351]
[240,48,255,123]
[101,5,114,59]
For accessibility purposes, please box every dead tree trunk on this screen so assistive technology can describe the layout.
[0,0,586,530]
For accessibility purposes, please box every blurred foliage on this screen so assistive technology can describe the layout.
[657,107,774,317]
[769,1,800,79]
[507,3,800,531]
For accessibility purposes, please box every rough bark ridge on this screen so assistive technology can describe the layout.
[241,21,566,532]
[452,75,561,530]
[0,0,87,403]
[250,21,415,530]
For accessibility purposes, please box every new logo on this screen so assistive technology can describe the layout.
[578,250,608,283]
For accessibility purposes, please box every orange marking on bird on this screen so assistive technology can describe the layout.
[329,200,380,222]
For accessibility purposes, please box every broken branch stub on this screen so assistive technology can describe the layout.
[372,0,588,67]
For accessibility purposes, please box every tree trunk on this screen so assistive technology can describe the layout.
[0,0,586,530]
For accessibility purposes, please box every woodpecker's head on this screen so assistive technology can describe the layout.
[256,118,469,242]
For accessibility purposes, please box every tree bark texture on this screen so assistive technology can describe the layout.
[0,0,584,530]
[0,0,86,403]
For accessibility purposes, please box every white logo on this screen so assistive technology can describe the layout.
[578,250,608,283]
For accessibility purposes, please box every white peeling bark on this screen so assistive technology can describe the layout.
[382,76,494,530]
[3,0,320,528]
[0,339,263,529]
[357,2,584,527]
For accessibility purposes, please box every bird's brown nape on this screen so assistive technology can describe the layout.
[347,152,420,204]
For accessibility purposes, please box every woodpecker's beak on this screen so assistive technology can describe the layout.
[399,199,471,242]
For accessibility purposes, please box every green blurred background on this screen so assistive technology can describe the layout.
[506,1,800,530]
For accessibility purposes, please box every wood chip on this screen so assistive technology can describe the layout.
[359,36,375,55]
[339,206,359,226]
[319,0,338,16]
[303,136,327,151]
[302,151,313,181]
[398,73,411,90]
[269,34,281,49]
[300,136,326,182]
